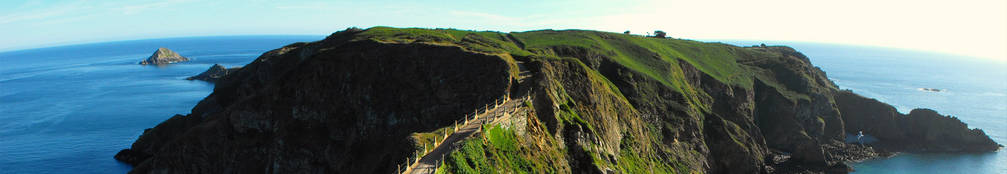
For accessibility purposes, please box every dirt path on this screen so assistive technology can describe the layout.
[404,61,532,174]
[404,97,524,174]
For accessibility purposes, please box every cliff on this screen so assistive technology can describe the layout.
[186,64,241,83]
[138,47,189,65]
[115,27,1000,173]
[836,91,1000,152]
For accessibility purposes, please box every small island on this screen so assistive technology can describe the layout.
[186,64,240,83]
[139,47,189,65]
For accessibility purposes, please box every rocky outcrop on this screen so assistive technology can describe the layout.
[116,27,1000,174]
[139,48,189,65]
[836,90,1001,152]
[186,64,240,82]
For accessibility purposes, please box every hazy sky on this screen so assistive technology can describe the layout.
[2,0,1005,61]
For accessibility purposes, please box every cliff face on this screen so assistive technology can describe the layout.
[118,29,515,173]
[139,47,189,65]
[836,91,1001,152]
[116,27,1000,173]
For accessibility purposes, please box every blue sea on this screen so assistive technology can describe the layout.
[0,37,1003,173]
[0,36,324,173]
[725,41,1007,174]
[790,43,1007,174]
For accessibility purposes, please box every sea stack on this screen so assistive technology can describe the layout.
[186,64,240,83]
[139,47,189,65]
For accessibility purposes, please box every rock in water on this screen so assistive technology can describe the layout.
[186,64,240,83]
[138,47,189,65]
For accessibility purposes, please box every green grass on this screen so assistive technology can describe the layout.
[350,27,754,99]
[511,30,751,89]
[354,26,459,43]
[611,128,692,174]
[509,30,755,113]
[354,27,533,57]
[438,124,564,174]
[339,26,813,173]
[558,100,594,133]
[352,27,755,92]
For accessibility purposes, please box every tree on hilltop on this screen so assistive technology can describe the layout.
[654,30,667,38]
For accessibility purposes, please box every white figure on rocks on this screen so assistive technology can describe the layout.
[857,130,865,145]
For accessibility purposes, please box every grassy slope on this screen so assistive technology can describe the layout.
[354,27,751,90]
[348,27,801,173]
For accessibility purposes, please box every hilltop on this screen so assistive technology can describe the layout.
[114,27,999,173]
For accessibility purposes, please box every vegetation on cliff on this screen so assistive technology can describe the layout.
[115,27,1000,173]
[186,64,240,83]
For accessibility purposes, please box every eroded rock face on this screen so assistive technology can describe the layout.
[186,64,240,83]
[139,48,189,65]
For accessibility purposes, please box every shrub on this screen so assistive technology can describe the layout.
[654,30,667,38]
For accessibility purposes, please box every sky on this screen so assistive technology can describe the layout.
[1,0,1005,61]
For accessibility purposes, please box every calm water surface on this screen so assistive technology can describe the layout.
[0,36,323,173]
[725,41,1006,174]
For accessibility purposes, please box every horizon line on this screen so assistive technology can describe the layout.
[3,32,1003,63]
[0,34,329,53]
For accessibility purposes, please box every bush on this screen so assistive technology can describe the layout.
[654,30,667,38]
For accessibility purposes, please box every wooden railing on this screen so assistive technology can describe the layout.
[397,93,528,174]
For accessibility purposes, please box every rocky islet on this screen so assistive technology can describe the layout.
[138,47,189,65]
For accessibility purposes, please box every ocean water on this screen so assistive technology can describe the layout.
[0,37,1003,173]
[0,36,323,174]
[799,43,1006,174]
[724,41,1007,173]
